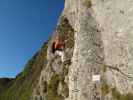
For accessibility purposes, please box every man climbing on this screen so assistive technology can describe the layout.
[52,35,65,62]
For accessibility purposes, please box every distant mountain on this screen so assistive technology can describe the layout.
[0,78,13,93]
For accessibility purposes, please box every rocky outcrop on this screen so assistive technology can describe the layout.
[30,0,133,100]
[31,16,74,100]
[32,0,133,100]
[1,0,133,100]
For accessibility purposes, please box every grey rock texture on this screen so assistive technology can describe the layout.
[31,46,73,100]
[64,0,104,100]
[92,0,133,94]
[31,0,133,100]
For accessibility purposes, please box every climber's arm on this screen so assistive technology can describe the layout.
[54,42,58,49]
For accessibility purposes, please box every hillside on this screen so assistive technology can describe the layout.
[0,42,48,100]
[0,78,13,93]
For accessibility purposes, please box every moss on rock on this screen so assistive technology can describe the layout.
[46,74,63,100]
[101,82,110,96]
[57,16,75,49]
[111,87,133,100]
[84,0,92,8]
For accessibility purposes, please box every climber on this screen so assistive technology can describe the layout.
[52,35,65,62]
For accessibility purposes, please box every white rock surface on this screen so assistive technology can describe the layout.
[63,0,133,99]
[32,0,133,100]
[91,0,133,94]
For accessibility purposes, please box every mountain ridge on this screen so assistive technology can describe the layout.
[0,41,48,100]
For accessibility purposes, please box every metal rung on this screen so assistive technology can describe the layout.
[72,89,80,92]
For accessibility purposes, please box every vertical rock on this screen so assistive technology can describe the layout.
[65,0,104,100]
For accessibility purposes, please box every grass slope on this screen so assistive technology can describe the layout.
[0,42,48,100]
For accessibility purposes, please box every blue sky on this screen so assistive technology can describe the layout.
[0,0,64,78]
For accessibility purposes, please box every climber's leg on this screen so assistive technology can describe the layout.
[55,50,61,56]
[61,51,65,62]
[54,50,71,64]
[55,50,65,62]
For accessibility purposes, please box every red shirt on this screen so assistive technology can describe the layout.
[53,41,64,50]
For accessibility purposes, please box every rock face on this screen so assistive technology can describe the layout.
[0,0,131,100]
[31,16,75,100]
[92,0,133,94]
[64,1,104,100]
[32,0,133,100]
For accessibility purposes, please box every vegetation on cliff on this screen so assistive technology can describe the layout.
[0,42,48,100]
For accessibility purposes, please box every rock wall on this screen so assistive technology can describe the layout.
[64,1,104,100]
[31,0,133,100]
[64,0,133,99]
[91,0,133,94]
[31,16,75,100]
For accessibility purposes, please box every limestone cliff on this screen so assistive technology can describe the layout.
[32,0,133,100]
[0,0,133,100]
